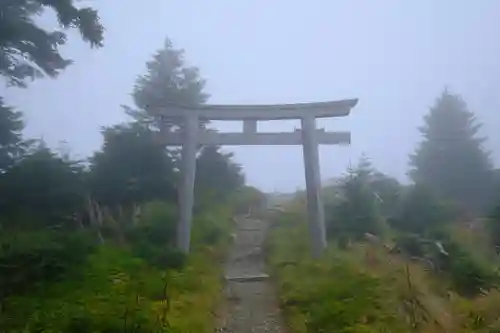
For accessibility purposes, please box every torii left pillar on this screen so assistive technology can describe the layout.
[177,114,198,253]
[301,115,327,257]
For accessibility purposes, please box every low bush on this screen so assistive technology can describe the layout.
[439,239,499,296]
[64,311,157,333]
[191,205,233,249]
[268,221,405,333]
[281,262,399,333]
[1,230,229,333]
[0,200,234,333]
[230,185,267,215]
[393,232,499,296]
[0,230,96,300]
[128,236,186,270]
[394,233,428,258]
[388,184,450,235]
[0,246,167,332]
[325,166,382,242]
[487,203,500,248]
[126,201,186,270]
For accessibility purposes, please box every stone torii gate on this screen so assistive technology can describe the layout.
[156,99,358,257]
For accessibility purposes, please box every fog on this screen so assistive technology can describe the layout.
[2,0,500,192]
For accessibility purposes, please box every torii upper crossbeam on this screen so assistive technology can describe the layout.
[156,98,358,257]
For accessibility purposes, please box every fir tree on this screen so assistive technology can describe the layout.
[409,89,493,213]
[125,37,209,131]
[0,98,25,171]
[326,155,381,240]
[0,0,104,87]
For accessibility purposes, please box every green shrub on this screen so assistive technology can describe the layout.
[0,147,87,231]
[129,238,186,270]
[126,201,185,270]
[439,239,498,296]
[126,200,233,269]
[137,201,177,243]
[394,233,428,258]
[394,232,499,296]
[269,224,403,332]
[0,246,169,333]
[64,308,158,333]
[337,233,350,249]
[126,219,174,249]
[0,230,96,300]
[191,206,232,248]
[293,263,389,333]
[230,185,267,215]
[388,184,450,235]
[326,171,381,241]
[487,203,500,248]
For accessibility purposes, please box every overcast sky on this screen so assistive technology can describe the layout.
[2,1,500,192]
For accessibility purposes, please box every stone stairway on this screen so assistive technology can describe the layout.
[218,217,285,333]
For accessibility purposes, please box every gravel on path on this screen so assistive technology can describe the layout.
[217,217,286,333]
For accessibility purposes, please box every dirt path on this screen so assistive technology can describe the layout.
[217,217,285,333]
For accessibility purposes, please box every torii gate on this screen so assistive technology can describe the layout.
[156,99,358,257]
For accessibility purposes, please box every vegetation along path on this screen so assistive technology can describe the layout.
[218,216,285,333]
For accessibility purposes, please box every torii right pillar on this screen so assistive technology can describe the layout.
[301,115,327,257]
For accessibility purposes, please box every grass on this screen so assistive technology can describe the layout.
[267,222,408,333]
[267,210,500,333]
[0,205,233,333]
[162,248,226,333]
[1,246,226,333]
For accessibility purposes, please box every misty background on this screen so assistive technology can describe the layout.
[2,0,500,192]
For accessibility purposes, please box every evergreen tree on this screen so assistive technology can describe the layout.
[493,168,500,200]
[125,37,209,131]
[350,153,402,216]
[354,153,375,181]
[371,171,402,218]
[194,145,244,210]
[487,202,500,248]
[0,98,26,171]
[326,156,381,240]
[388,184,449,234]
[88,123,177,208]
[0,0,104,87]
[0,143,87,228]
[409,89,493,213]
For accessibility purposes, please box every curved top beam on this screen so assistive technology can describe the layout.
[153,98,358,120]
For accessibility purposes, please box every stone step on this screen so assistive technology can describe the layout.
[237,227,265,231]
[225,273,270,282]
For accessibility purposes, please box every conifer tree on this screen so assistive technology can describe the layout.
[125,37,209,131]
[0,98,24,171]
[409,89,493,213]
[0,0,104,87]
